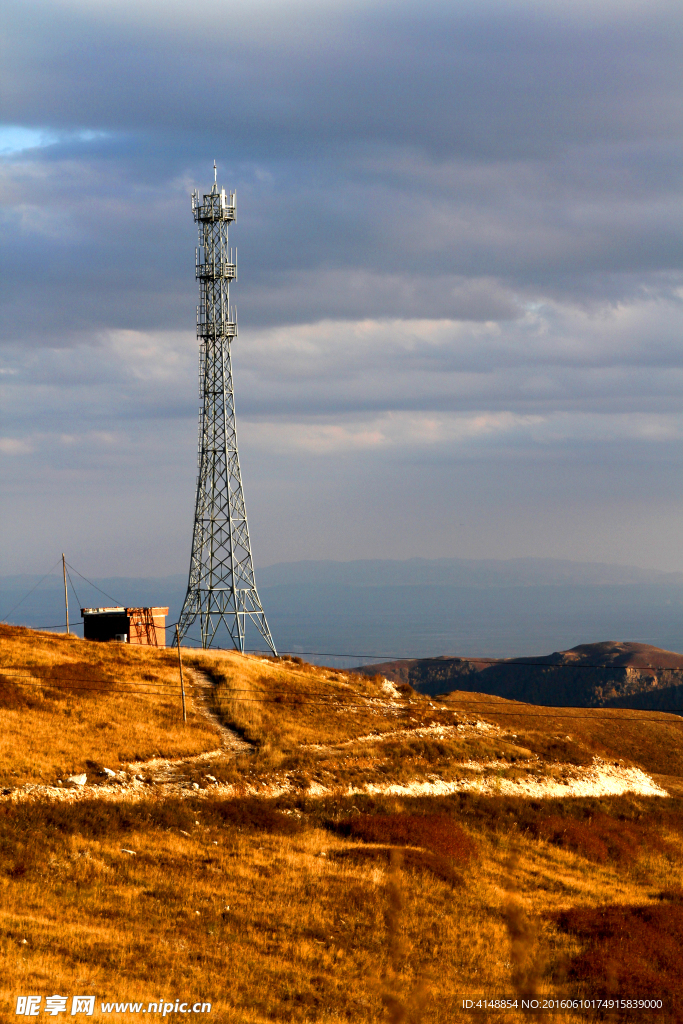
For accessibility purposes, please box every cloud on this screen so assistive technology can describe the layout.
[233,298,683,421]
[242,411,546,455]
[3,297,683,453]
[3,0,682,158]
[240,406,683,458]
[1,142,682,354]
[1,0,683,574]
[0,437,35,455]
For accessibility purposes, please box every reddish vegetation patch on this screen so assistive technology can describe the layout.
[343,813,476,863]
[556,901,683,1006]
[0,797,303,848]
[528,813,671,864]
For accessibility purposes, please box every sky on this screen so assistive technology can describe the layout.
[1,0,683,577]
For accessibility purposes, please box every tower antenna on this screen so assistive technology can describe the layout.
[176,172,276,653]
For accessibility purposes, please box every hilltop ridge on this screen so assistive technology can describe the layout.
[357,640,683,711]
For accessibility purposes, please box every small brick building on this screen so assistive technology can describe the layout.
[81,606,168,647]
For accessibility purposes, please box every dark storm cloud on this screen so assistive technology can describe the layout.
[2,0,682,156]
[1,0,682,349]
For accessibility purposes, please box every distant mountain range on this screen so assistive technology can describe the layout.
[358,641,683,713]
[258,556,683,589]
[2,556,683,665]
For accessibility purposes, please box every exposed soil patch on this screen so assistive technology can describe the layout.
[0,755,669,805]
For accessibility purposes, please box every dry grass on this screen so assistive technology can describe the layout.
[0,626,219,785]
[442,691,683,776]
[190,651,410,748]
[3,628,683,1021]
[556,899,683,1010]
[2,792,683,1022]
[5,626,681,791]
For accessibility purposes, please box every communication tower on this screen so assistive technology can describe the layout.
[176,165,276,653]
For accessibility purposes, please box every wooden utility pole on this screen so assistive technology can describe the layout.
[176,624,187,723]
[62,553,70,635]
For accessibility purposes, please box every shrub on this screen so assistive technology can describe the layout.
[0,795,307,843]
[212,798,304,835]
[528,812,670,864]
[0,676,42,709]
[556,901,683,1006]
[336,813,476,864]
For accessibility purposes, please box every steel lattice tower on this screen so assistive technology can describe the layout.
[176,166,276,653]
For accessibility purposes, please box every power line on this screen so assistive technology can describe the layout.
[204,687,683,720]
[1,672,682,722]
[0,681,187,699]
[0,675,405,710]
[65,566,82,611]
[0,623,78,632]
[421,709,683,722]
[8,670,681,715]
[276,650,683,670]
[0,559,63,623]
[5,617,683,670]
[3,623,683,676]
[167,638,683,674]
[5,559,683,665]
[177,640,683,670]
[0,672,403,702]
[65,561,122,606]
[0,670,405,702]
[0,620,181,635]
[1,671,179,688]
[0,557,122,627]
[437,703,683,722]
[2,619,683,720]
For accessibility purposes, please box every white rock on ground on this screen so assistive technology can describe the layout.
[66,774,87,787]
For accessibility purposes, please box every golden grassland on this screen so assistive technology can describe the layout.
[190,647,683,791]
[2,792,683,1023]
[441,691,683,781]
[186,647,408,746]
[0,626,219,785]
[2,626,683,1022]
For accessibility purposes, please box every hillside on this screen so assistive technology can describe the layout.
[2,625,683,1021]
[358,641,683,711]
